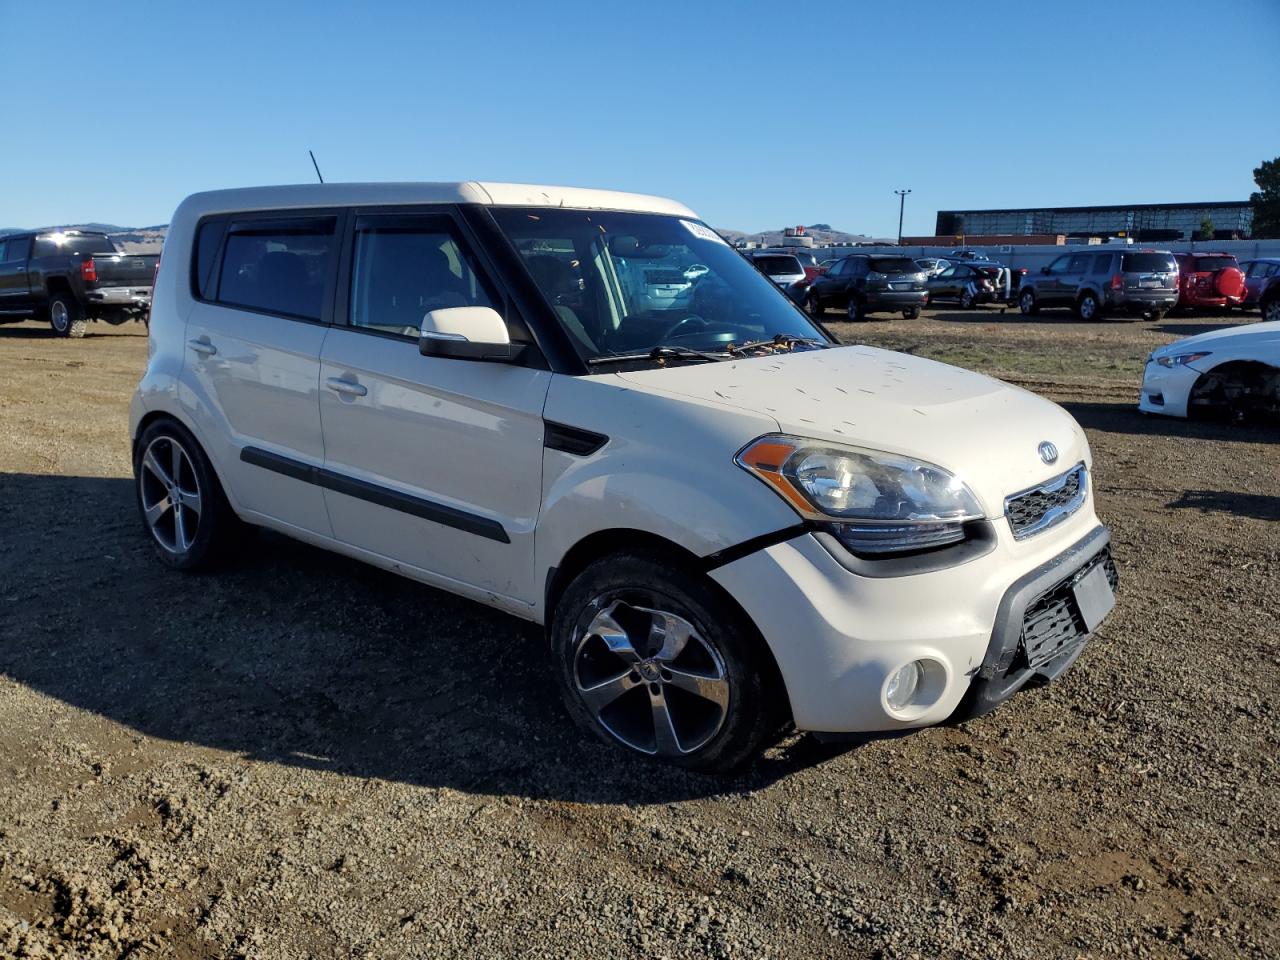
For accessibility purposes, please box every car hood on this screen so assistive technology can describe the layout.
[1151,320,1280,357]
[612,345,1089,518]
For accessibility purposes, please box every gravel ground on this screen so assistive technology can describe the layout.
[1,308,1277,959]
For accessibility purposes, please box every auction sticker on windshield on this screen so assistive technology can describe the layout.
[681,220,727,245]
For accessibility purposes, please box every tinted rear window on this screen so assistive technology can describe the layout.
[33,233,117,257]
[869,257,918,273]
[754,256,803,274]
[1122,253,1176,273]
[216,217,337,320]
[1193,256,1237,272]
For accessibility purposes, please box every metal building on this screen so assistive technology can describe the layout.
[935,201,1253,241]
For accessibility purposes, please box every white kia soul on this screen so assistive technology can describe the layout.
[131,182,1117,771]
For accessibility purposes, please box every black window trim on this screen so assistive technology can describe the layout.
[193,207,348,327]
[331,205,536,362]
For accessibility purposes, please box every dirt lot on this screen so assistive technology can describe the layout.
[1,308,1277,959]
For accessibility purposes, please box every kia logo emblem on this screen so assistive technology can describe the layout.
[1038,441,1059,465]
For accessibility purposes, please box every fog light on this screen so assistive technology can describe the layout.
[886,661,923,711]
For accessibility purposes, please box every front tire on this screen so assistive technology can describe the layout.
[551,551,781,772]
[960,288,976,310]
[1264,298,1280,325]
[49,293,86,338]
[847,298,865,321]
[133,419,242,571]
[1019,289,1038,316]
[807,293,824,317]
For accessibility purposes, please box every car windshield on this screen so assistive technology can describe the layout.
[490,208,827,362]
[869,257,918,273]
[1193,256,1237,272]
[754,255,803,275]
[1122,253,1176,272]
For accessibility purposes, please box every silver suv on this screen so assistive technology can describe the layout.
[1018,249,1178,321]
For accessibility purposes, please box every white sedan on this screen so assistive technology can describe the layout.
[1139,320,1280,419]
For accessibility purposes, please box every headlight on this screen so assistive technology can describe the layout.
[868,271,887,280]
[1156,351,1211,368]
[736,436,984,555]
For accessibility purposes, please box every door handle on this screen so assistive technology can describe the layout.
[326,377,367,397]
[188,338,217,356]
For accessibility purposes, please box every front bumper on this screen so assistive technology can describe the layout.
[710,505,1113,733]
[1138,359,1205,417]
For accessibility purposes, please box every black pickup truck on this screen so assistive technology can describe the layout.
[0,229,159,337]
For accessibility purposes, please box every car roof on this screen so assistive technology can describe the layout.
[177,181,697,219]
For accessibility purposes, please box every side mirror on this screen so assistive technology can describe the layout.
[1040,266,1051,275]
[419,306,526,362]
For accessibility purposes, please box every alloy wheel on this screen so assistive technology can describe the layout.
[50,300,69,333]
[1265,300,1280,324]
[572,596,730,757]
[138,435,203,553]
[1081,295,1097,320]
[1020,291,1034,314]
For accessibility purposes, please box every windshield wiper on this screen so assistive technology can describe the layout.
[587,345,729,367]
[729,333,829,356]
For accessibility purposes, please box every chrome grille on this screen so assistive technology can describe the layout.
[1005,463,1088,540]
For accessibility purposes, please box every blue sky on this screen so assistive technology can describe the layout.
[1,0,1276,235]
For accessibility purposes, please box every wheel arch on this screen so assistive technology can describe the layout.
[543,527,794,723]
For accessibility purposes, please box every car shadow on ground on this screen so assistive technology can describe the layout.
[1166,489,1280,522]
[0,472,857,804]
[1061,401,1278,445]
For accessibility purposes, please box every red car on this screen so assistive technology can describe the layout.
[1174,252,1246,311]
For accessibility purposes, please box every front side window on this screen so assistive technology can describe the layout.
[1067,254,1091,273]
[1047,256,1071,275]
[349,224,496,338]
[489,208,826,362]
[216,218,336,321]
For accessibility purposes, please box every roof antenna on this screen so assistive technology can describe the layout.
[309,150,325,184]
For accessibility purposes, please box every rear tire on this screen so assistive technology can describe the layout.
[903,306,921,320]
[807,293,824,317]
[133,418,243,571]
[49,293,86,338]
[847,298,865,321]
[1077,291,1100,321]
[960,289,976,310]
[550,550,782,772]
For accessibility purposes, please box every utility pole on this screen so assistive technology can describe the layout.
[895,189,911,246]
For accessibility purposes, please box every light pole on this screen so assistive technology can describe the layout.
[895,189,912,246]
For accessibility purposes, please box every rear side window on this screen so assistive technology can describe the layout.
[216,217,336,321]
[192,218,228,299]
[349,223,497,338]
[32,233,117,257]
[1122,253,1176,273]
[1092,254,1113,274]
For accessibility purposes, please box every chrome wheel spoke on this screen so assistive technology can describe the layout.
[645,609,693,663]
[579,670,641,713]
[142,448,172,486]
[173,506,191,551]
[663,666,729,710]
[586,603,642,663]
[176,485,202,518]
[649,688,682,756]
[143,494,172,527]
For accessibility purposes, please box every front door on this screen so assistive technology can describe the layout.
[184,212,340,536]
[317,210,551,605]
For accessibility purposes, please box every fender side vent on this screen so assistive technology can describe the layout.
[544,422,608,457]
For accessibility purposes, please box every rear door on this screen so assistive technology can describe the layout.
[317,209,551,604]
[1064,253,1092,300]
[185,211,340,535]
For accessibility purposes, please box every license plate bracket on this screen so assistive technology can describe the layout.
[1073,564,1115,633]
